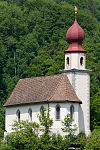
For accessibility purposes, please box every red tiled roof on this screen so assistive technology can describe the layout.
[4,74,81,107]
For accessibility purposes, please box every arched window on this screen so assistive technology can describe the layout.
[40,106,44,112]
[80,57,83,65]
[70,105,74,117]
[56,105,60,120]
[66,57,69,65]
[16,109,20,123]
[28,108,32,121]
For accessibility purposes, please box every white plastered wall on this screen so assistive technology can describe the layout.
[5,104,48,133]
[65,53,86,70]
[5,102,79,135]
[66,71,90,136]
[49,103,79,135]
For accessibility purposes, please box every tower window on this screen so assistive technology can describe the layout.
[70,105,74,117]
[40,106,44,112]
[66,57,69,65]
[16,109,20,123]
[56,105,60,120]
[80,57,83,65]
[28,108,32,121]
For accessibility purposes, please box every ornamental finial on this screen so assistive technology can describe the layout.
[75,6,77,19]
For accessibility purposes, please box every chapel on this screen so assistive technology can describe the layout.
[4,8,91,136]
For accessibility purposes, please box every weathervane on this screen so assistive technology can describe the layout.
[75,6,77,19]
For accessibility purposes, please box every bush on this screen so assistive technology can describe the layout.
[7,121,39,150]
[85,129,100,150]
[70,131,87,150]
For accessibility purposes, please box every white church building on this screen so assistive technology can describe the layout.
[4,10,91,136]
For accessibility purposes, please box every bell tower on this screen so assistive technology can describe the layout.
[61,7,91,135]
[65,6,86,70]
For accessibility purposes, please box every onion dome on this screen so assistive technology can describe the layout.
[65,7,86,53]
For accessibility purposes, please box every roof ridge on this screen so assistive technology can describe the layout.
[19,74,61,81]
[48,74,65,101]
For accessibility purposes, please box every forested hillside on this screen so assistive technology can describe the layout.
[0,0,100,131]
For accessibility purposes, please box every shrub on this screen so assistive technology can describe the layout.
[85,129,100,150]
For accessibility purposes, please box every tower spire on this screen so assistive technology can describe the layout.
[75,6,77,20]
[65,6,86,53]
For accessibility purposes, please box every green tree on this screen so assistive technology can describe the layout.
[37,108,53,149]
[38,108,53,135]
[71,131,87,150]
[85,129,100,150]
[6,120,39,150]
[50,134,68,150]
[0,122,3,144]
[62,114,77,136]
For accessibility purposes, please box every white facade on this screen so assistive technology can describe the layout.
[5,102,79,136]
[63,50,91,136]
[65,70,90,135]
[65,53,86,70]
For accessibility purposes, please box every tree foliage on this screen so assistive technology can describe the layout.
[62,114,77,136]
[0,122,3,144]
[38,108,53,135]
[0,110,100,150]
[85,129,100,150]
[7,120,39,150]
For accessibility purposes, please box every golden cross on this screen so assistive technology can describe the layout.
[75,6,77,19]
